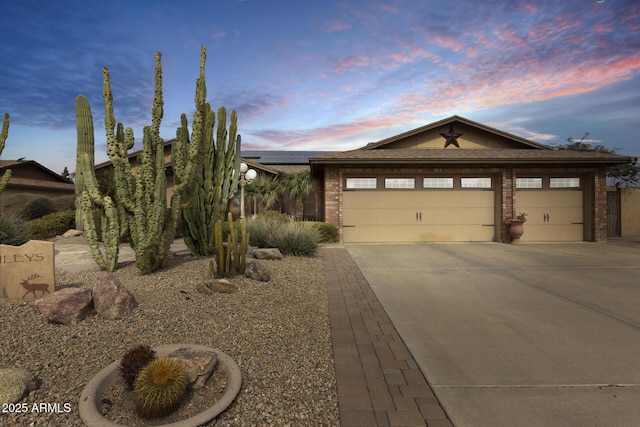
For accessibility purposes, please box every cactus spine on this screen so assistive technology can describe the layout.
[0,113,11,193]
[173,45,242,256]
[103,52,180,274]
[75,96,119,271]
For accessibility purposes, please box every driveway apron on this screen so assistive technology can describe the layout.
[346,243,640,427]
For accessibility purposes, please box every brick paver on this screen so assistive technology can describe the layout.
[322,247,454,427]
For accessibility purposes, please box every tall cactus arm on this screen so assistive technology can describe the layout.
[0,113,12,192]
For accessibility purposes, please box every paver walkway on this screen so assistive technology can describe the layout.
[322,247,453,427]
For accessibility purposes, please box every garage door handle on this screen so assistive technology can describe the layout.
[343,225,356,228]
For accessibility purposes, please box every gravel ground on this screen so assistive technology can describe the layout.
[0,252,339,426]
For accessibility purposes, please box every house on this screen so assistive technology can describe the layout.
[94,145,334,220]
[309,116,636,243]
[0,160,74,209]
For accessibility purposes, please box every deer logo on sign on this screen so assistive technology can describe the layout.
[20,274,50,299]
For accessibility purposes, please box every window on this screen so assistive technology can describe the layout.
[550,177,580,188]
[461,177,492,188]
[516,178,542,189]
[384,178,415,189]
[423,178,453,188]
[346,177,377,189]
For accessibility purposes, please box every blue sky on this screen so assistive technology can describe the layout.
[1,0,639,174]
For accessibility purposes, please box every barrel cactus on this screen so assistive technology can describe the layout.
[134,357,187,418]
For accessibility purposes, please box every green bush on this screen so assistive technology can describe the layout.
[21,197,55,221]
[247,217,321,256]
[28,210,76,239]
[0,193,43,218]
[0,214,31,245]
[273,222,321,256]
[51,195,77,212]
[306,222,338,242]
[246,217,277,248]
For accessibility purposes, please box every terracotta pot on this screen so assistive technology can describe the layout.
[78,344,242,427]
[507,219,526,244]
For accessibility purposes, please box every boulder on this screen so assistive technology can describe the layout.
[92,274,138,320]
[167,347,218,389]
[252,248,283,260]
[0,368,39,404]
[32,287,93,325]
[244,260,271,282]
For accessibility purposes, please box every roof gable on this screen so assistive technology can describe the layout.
[362,115,551,151]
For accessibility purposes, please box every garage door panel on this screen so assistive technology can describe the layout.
[343,208,419,226]
[516,190,583,241]
[343,224,496,243]
[343,189,495,243]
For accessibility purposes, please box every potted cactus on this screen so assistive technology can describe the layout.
[507,212,527,244]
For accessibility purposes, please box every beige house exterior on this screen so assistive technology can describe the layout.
[310,116,636,243]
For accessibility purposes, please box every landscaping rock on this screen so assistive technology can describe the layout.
[252,248,283,260]
[31,287,93,325]
[167,347,218,389]
[196,279,238,294]
[0,368,39,404]
[62,229,84,238]
[195,282,213,295]
[211,279,238,293]
[92,274,138,320]
[244,260,271,282]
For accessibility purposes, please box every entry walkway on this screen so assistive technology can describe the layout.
[321,247,453,427]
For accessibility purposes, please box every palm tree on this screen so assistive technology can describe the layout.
[281,171,314,221]
[245,174,282,214]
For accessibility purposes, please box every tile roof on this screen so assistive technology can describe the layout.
[309,148,636,165]
[242,150,337,164]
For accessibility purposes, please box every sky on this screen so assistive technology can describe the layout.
[0,0,639,175]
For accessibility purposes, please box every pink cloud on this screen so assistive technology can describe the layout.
[324,20,352,33]
[333,54,370,73]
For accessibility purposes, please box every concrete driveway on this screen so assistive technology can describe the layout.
[345,242,640,427]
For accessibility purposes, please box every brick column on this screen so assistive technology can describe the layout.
[324,167,342,240]
[593,168,608,241]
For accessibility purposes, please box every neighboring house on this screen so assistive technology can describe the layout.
[94,146,334,221]
[309,116,636,243]
[0,160,74,208]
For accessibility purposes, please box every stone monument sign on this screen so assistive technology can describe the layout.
[1,240,55,302]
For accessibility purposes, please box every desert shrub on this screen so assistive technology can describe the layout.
[246,216,276,248]
[306,221,338,242]
[0,214,31,245]
[50,194,77,212]
[247,217,321,256]
[0,193,43,218]
[254,209,292,223]
[28,210,75,239]
[21,197,55,221]
[272,222,321,256]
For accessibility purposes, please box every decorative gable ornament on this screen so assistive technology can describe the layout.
[440,124,463,148]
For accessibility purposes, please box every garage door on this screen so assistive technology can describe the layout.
[516,190,583,241]
[343,190,495,243]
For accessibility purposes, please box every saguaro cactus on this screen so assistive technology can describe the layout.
[103,52,180,274]
[0,113,11,193]
[75,96,119,271]
[173,46,241,256]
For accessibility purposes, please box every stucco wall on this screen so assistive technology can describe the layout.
[621,187,640,237]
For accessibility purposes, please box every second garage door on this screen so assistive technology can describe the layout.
[516,190,583,241]
[343,190,495,243]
